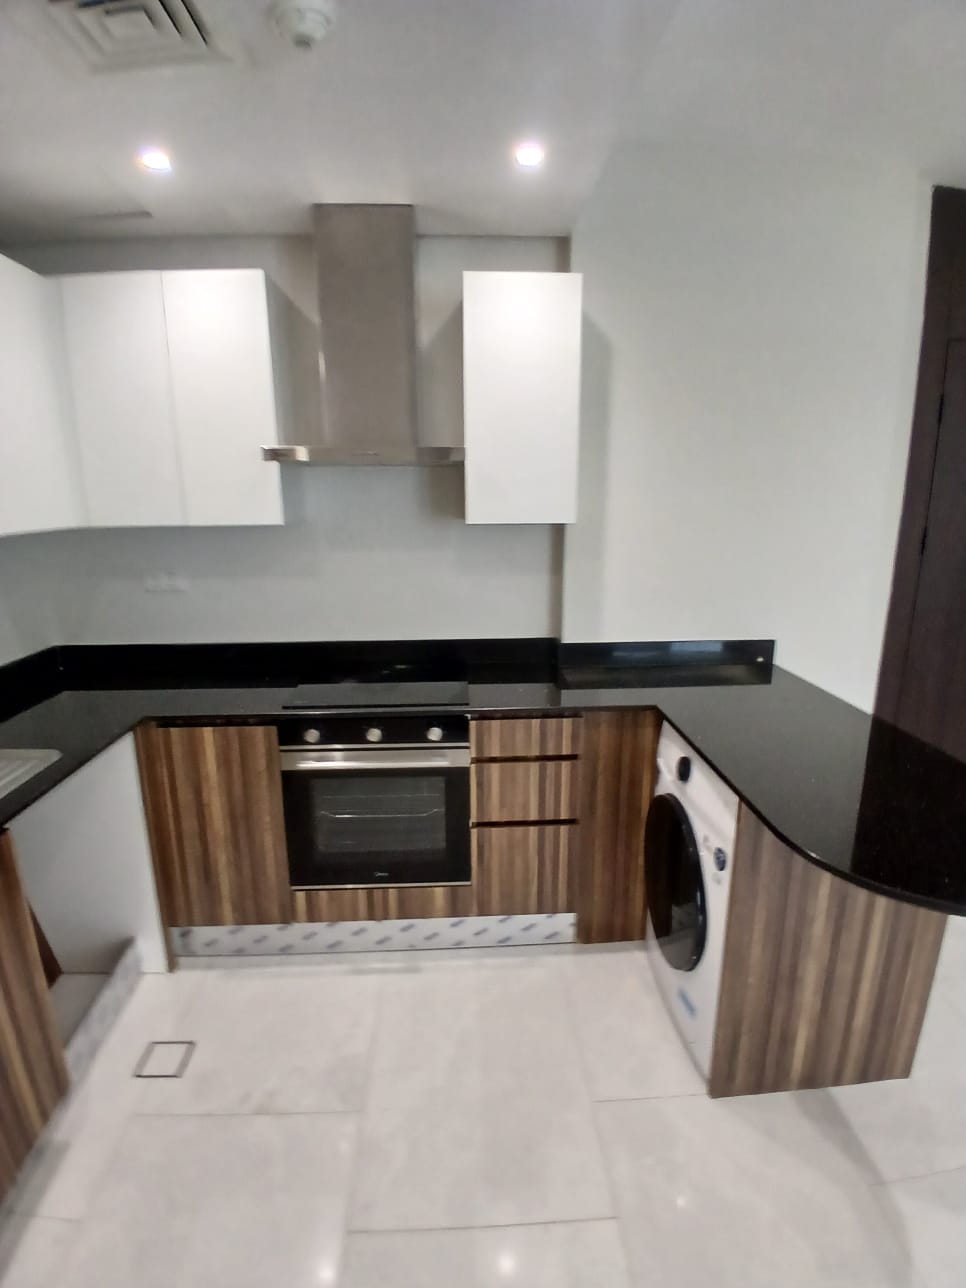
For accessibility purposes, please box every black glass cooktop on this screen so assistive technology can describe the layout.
[283,680,470,709]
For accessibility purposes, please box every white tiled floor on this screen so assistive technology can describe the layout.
[0,924,964,1287]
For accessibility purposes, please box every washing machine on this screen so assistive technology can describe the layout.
[645,721,740,1081]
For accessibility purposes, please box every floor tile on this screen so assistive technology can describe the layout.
[911,978,966,1080]
[0,1215,76,1288]
[827,1059,966,1183]
[340,1220,630,1287]
[10,1067,140,1222]
[352,955,612,1229]
[367,951,586,1112]
[561,943,706,1100]
[596,1094,920,1287]
[7,946,965,1288]
[134,967,379,1114]
[353,1094,612,1231]
[87,967,201,1074]
[934,915,966,986]
[875,1165,966,1288]
[10,971,199,1220]
[57,1114,356,1288]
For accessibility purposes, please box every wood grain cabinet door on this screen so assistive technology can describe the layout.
[474,824,575,915]
[470,717,581,760]
[136,725,292,927]
[0,832,69,1202]
[577,710,658,943]
[471,759,578,823]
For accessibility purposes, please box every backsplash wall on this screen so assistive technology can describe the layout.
[55,468,562,645]
[0,532,70,665]
[1,234,565,652]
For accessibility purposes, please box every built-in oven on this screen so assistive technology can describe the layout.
[278,714,471,890]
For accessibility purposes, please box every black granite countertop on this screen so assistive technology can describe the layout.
[1,640,964,916]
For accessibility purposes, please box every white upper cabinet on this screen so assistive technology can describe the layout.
[462,271,582,525]
[161,270,283,526]
[60,272,183,527]
[0,254,84,537]
[58,269,284,528]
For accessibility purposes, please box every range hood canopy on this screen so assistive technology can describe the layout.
[263,203,462,466]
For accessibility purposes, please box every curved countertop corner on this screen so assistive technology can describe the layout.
[0,663,963,917]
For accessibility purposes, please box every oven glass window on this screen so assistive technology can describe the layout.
[315,775,445,855]
[284,767,470,888]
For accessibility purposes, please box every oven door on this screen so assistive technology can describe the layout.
[280,747,471,889]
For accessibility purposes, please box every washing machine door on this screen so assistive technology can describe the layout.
[645,792,707,972]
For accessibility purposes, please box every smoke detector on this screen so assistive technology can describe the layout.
[271,0,338,50]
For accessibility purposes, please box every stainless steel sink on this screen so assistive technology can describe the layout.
[0,749,61,801]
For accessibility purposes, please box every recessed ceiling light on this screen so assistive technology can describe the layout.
[514,141,545,170]
[137,147,172,173]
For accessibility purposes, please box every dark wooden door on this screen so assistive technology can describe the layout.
[891,341,966,759]
[136,725,293,927]
[0,832,69,1202]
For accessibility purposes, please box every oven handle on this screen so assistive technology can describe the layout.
[279,748,471,772]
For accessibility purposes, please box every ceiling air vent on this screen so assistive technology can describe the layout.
[47,0,224,73]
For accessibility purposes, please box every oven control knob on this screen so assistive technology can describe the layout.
[365,727,384,743]
[426,726,444,742]
[303,728,321,745]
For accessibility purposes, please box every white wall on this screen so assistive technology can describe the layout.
[3,235,564,646]
[563,142,930,710]
[53,468,561,644]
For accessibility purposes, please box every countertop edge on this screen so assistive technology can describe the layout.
[1,686,962,918]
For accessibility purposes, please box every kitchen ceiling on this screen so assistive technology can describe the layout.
[0,0,676,242]
[4,0,966,245]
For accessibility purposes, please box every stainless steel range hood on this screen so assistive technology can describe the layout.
[262,204,461,466]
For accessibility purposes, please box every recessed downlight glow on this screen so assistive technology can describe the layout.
[137,147,172,173]
[514,140,545,169]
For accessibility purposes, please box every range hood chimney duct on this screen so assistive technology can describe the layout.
[263,204,461,465]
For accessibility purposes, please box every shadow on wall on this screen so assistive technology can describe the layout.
[419,301,464,452]
[562,314,613,640]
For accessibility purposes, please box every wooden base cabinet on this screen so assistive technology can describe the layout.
[292,885,475,922]
[136,725,292,929]
[576,710,659,943]
[471,760,578,824]
[469,715,582,918]
[709,808,948,1097]
[0,832,68,1203]
[474,825,575,915]
[470,717,581,760]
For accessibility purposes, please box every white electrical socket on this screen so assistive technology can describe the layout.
[143,574,189,594]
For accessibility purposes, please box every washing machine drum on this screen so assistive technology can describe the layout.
[645,792,707,972]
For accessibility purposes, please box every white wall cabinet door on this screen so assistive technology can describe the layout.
[463,271,582,525]
[0,255,84,536]
[60,272,184,527]
[162,269,284,526]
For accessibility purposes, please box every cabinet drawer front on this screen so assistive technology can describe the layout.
[470,716,581,760]
[474,824,575,915]
[471,759,577,823]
